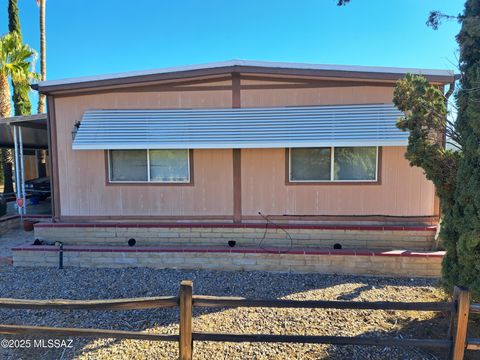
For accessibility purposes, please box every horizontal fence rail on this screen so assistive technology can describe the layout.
[191,332,452,348]
[0,296,178,310]
[0,324,178,342]
[467,338,480,350]
[0,280,477,360]
[192,295,453,311]
[470,304,480,314]
[0,296,454,312]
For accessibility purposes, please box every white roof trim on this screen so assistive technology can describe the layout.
[74,140,407,150]
[38,59,455,88]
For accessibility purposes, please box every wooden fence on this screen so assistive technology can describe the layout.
[0,280,478,360]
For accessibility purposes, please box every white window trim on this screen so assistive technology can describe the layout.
[108,149,191,184]
[288,146,379,183]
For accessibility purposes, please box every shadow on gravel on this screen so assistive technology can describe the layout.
[0,267,461,359]
[336,284,378,300]
[325,315,480,360]
[324,314,451,360]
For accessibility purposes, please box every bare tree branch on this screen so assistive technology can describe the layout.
[427,11,460,30]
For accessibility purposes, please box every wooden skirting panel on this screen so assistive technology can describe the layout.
[12,244,444,278]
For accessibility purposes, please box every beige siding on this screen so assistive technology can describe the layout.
[242,85,394,108]
[239,81,434,217]
[54,90,233,216]
[52,76,436,218]
[241,147,435,217]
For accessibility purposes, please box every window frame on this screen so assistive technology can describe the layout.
[286,147,381,185]
[106,149,194,186]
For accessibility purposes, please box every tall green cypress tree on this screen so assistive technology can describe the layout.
[8,0,21,34]
[442,0,480,295]
[338,0,480,295]
[8,0,32,116]
[391,0,480,296]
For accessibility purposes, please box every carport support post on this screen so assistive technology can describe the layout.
[179,280,193,360]
[19,127,26,215]
[13,126,21,215]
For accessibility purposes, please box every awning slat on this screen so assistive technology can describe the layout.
[72,104,407,150]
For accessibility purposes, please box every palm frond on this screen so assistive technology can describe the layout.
[0,32,38,85]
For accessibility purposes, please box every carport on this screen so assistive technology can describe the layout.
[0,114,48,215]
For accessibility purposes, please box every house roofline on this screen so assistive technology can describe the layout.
[32,59,457,95]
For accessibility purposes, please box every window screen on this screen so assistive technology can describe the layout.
[290,148,331,181]
[150,150,189,182]
[334,147,377,181]
[109,150,148,181]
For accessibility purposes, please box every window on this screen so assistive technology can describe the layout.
[109,150,148,182]
[290,148,331,181]
[289,147,378,182]
[333,147,377,181]
[149,150,190,182]
[109,149,190,183]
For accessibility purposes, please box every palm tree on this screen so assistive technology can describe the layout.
[0,32,37,194]
[36,0,46,114]
[35,0,48,176]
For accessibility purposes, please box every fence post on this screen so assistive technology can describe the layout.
[447,292,458,358]
[452,286,470,360]
[179,280,193,360]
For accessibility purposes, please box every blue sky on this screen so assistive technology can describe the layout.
[1,0,464,82]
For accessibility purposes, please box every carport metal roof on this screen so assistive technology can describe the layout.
[0,114,48,149]
[72,104,407,150]
[0,113,48,215]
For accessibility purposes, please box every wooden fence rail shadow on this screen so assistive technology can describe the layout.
[0,280,478,360]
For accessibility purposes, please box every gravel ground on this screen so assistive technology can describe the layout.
[0,228,34,257]
[0,266,465,360]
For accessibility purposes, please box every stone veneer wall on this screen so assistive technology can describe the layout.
[34,223,438,251]
[12,245,444,278]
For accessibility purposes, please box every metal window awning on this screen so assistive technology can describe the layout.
[72,104,407,150]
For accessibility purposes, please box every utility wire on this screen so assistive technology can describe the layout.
[257,212,293,254]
